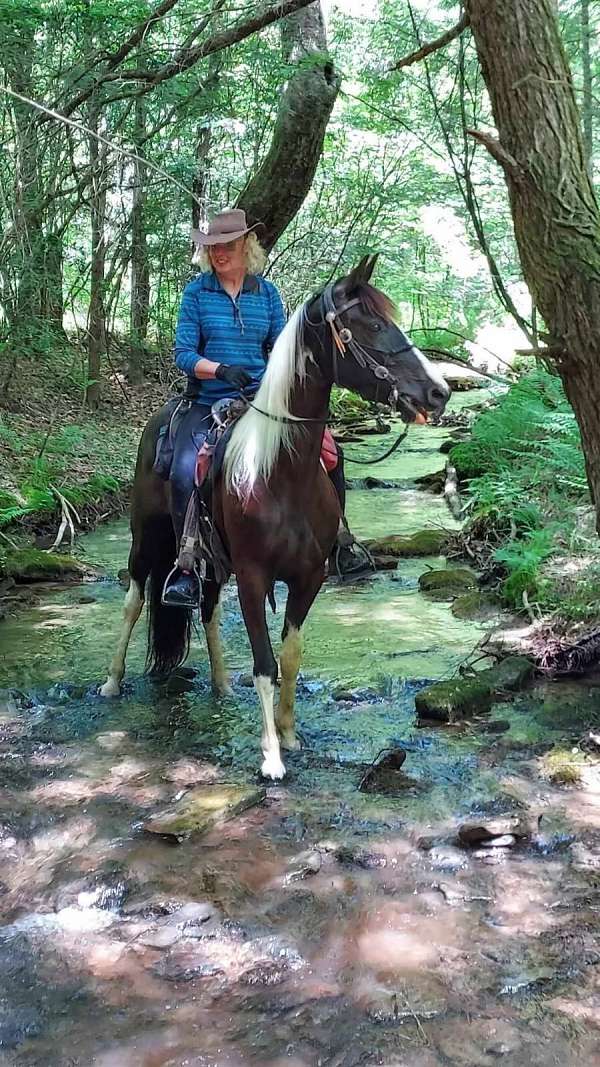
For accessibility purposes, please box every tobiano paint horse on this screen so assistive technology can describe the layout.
[100,255,450,779]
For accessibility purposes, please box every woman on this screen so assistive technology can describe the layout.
[164,207,367,607]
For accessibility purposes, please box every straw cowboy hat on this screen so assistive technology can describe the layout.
[191,208,262,246]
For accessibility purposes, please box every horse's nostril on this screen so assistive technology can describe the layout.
[429,386,448,405]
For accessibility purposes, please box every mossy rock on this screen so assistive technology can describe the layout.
[366,530,448,558]
[144,783,266,841]
[415,677,493,722]
[477,655,535,694]
[3,548,83,584]
[451,591,501,620]
[419,567,477,598]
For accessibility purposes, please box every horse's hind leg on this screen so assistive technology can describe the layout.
[236,569,284,780]
[100,549,149,698]
[201,569,231,696]
[277,568,325,750]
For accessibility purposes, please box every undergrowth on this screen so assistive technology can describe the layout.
[453,368,598,622]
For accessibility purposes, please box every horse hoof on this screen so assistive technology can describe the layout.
[261,755,286,780]
[280,733,301,751]
[99,680,120,698]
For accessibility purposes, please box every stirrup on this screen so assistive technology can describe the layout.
[331,539,377,580]
[161,562,202,608]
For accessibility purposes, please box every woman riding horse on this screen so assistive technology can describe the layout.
[163,207,366,607]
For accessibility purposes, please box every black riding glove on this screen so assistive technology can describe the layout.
[215,364,252,391]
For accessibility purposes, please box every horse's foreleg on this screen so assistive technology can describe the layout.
[277,569,325,750]
[100,578,145,697]
[236,570,284,780]
[201,573,231,696]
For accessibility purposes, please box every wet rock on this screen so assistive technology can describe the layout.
[333,688,357,702]
[458,816,533,847]
[418,567,477,599]
[333,685,380,704]
[480,719,511,734]
[238,672,254,687]
[415,677,493,722]
[366,530,448,558]
[451,591,501,621]
[162,758,220,786]
[499,967,556,996]
[0,1005,42,1048]
[143,782,266,841]
[359,747,408,794]
[117,567,130,588]
[428,845,468,872]
[478,834,516,849]
[138,925,183,949]
[477,655,534,694]
[415,470,446,493]
[3,548,85,584]
[284,849,322,883]
[569,841,600,871]
[336,845,387,869]
[154,952,224,982]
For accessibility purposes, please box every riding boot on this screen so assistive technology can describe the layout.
[162,566,201,608]
[329,519,376,579]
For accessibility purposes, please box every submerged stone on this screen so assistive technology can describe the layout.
[457,816,532,846]
[366,530,448,558]
[359,746,408,794]
[418,568,477,598]
[415,677,493,722]
[143,783,266,841]
[451,591,501,620]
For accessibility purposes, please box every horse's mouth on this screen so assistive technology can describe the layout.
[391,388,429,424]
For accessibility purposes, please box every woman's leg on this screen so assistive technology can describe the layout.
[163,403,212,606]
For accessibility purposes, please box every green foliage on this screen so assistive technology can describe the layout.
[329,387,371,422]
[495,528,555,608]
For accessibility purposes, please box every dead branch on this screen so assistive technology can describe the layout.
[466,128,522,175]
[389,11,470,71]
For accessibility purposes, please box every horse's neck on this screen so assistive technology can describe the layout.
[286,368,330,467]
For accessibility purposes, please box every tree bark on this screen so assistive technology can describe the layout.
[465,0,600,517]
[129,93,150,384]
[236,1,340,252]
[581,0,593,169]
[87,98,107,408]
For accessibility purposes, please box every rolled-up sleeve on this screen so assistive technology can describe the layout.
[264,282,287,355]
[174,283,202,375]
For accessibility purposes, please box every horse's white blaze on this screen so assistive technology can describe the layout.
[224,306,308,500]
[204,601,231,696]
[100,580,144,697]
[277,626,302,750]
[254,674,286,779]
[413,345,450,396]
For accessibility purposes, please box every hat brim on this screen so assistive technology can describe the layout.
[191,222,263,246]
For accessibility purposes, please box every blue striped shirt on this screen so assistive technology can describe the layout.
[174,270,286,402]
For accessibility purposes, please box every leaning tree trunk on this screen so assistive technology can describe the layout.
[464,0,600,519]
[581,0,593,170]
[236,1,340,253]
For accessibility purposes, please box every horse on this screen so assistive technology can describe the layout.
[100,254,450,779]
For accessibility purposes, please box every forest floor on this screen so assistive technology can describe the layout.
[0,360,170,537]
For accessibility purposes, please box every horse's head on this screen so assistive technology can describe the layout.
[305,254,450,422]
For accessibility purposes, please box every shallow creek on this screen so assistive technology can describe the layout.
[1,392,600,1066]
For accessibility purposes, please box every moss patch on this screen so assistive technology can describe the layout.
[451,591,501,620]
[415,677,493,722]
[3,548,84,583]
[419,567,477,598]
[366,530,448,557]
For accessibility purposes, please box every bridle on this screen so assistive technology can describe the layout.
[305,282,416,396]
[245,283,418,433]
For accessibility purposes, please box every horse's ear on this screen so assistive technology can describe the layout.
[343,253,379,291]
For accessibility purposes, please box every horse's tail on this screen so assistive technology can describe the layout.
[146,535,191,676]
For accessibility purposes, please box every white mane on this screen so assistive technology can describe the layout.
[224,305,309,500]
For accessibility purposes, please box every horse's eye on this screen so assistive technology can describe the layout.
[372,322,382,332]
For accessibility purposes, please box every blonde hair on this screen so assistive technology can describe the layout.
[194,232,267,274]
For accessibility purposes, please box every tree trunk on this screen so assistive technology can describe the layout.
[581,0,593,169]
[129,94,150,384]
[236,1,340,252]
[40,234,66,333]
[87,99,107,409]
[465,0,600,520]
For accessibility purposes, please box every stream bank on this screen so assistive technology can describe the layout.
[1,390,600,1064]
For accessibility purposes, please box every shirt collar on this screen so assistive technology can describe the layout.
[201,271,260,294]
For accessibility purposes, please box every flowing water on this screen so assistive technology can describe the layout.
[1,393,600,1066]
